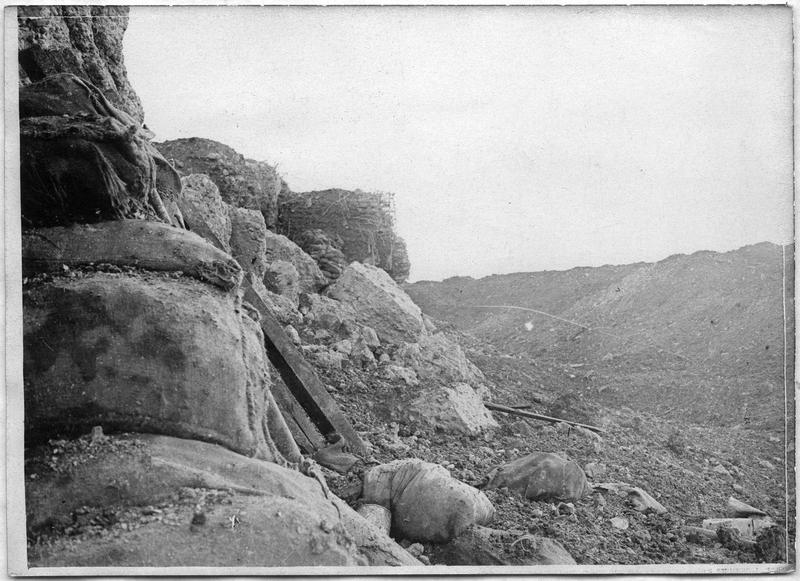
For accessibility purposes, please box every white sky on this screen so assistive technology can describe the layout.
[125,6,793,282]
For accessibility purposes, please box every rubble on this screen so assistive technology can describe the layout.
[176,174,232,252]
[156,137,282,229]
[406,382,498,435]
[394,333,485,385]
[263,230,327,293]
[326,262,424,345]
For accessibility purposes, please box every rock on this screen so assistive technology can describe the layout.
[584,462,607,480]
[262,230,326,293]
[758,459,776,471]
[177,174,232,252]
[431,526,575,566]
[406,383,498,435]
[485,452,591,502]
[627,487,667,514]
[732,483,745,494]
[26,434,418,567]
[264,260,301,304]
[228,206,268,281]
[278,189,410,282]
[350,338,378,370]
[20,73,182,229]
[18,6,144,122]
[394,333,485,385]
[300,293,358,336]
[23,273,297,462]
[361,459,495,543]
[557,502,575,515]
[156,137,281,229]
[360,325,381,349]
[333,339,353,355]
[726,497,768,518]
[712,464,732,477]
[22,220,243,291]
[377,364,419,386]
[284,324,302,346]
[292,229,349,282]
[610,517,629,530]
[326,262,424,345]
[303,346,349,370]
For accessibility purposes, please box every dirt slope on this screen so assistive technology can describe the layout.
[406,242,793,428]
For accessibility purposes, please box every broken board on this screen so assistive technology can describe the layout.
[243,283,367,456]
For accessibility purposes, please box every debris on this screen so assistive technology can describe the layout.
[702,517,776,541]
[726,496,767,518]
[556,502,575,516]
[626,487,667,515]
[712,464,731,477]
[90,426,106,444]
[610,517,629,530]
[755,525,787,562]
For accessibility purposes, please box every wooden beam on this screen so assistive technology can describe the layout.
[269,375,326,453]
[244,283,367,456]
[485,402,606,434]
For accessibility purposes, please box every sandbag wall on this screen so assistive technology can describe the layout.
[277,188,411,283]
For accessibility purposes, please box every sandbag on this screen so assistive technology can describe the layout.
[362,459,495,543]
[22,220,243,291]
[485,452,591,502]
[20,73,183,228]
[23,273,294,461]
[26,434,419,567]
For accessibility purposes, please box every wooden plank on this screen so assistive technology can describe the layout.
[485,402,606,434]
[244,283,367,456]
[270,375,326,453]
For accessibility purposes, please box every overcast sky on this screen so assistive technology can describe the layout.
[125,6,793,282]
